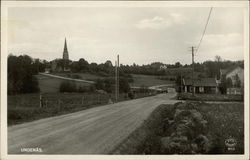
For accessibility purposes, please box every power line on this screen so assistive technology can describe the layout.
[195,7,213,55]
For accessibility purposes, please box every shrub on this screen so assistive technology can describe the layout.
[59,81,77,92]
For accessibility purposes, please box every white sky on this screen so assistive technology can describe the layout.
[8,7,244,65]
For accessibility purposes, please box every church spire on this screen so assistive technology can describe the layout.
[63,38,69,60]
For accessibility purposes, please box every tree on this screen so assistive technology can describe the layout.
[215,55,222,62]
[8,54,40,95]
[105,60,113,67]
[78,58,89,72]
[104,78,113,93]
[95,79,105,90]
[119,78,130,93]
[219,75,227,94]
[174,62,181,68]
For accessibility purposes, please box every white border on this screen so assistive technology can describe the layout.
[1,1,249,160]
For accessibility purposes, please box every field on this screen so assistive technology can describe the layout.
[130,74,174,87]
[8,92,152,126]
[113,101,244,154]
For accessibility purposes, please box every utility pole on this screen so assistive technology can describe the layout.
[180,73,182,93]
[115,60,118,102]
[191,46,195,96]
[115,55,120,103]
[117,55,119,101]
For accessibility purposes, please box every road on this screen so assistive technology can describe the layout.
[8,92,178,154]
[39,73,95,84]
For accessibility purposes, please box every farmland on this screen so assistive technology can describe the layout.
[113,101,244,154]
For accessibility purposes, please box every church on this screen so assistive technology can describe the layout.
[49,38,71,73]
[63,38,69,60]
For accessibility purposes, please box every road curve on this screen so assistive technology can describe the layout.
[8,92,178,154]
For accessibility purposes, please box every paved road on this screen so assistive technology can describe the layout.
[8,92,178,154]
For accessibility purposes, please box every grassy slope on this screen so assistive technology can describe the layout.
[130,74,174,87]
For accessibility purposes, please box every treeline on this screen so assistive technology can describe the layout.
[120,57,243,78]
[8,54,44,95]
[59,77,131,94]
[52,58,134,82]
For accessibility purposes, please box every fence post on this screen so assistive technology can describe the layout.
[40,94,42,108]
[82,96,84,105]
[98,94,100,103]
[58,99,61,110]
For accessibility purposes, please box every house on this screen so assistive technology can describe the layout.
[44,68,50,73]
[159,64,168,70]
[182,78,219,94]
[220,66,244,87]
[219,66,244,95]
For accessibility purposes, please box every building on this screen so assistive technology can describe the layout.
[63,38,69,60]
[220,66,244,95]
[159,64,168,70]
[182,78,219,94]
[220,66,244,87]
[49,38,71,73]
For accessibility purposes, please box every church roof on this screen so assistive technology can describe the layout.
[63,38,68,53]
[220,66,243,76]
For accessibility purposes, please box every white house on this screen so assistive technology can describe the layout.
[220,66,244,95]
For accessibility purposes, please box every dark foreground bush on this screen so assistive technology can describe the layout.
[178,93,243,102]
[113,102,244,154]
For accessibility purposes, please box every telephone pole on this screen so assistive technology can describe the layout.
[115,55,120,103]
[191,46,195,96]
[117,55,119,102]
[115,60,117,102]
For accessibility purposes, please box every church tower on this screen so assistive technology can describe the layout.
[63,38,69,60]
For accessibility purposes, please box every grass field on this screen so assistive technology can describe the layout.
[113,101,244,154]
[130,74,174,87]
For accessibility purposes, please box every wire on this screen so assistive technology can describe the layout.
[196,7,213,55]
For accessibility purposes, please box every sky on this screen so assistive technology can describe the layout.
[7,6,244,65]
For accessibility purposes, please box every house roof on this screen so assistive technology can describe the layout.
[220,66,243,76]
[183,78,217,87]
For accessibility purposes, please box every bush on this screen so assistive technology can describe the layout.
[114,102,244,154]
[59,81,77,92]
